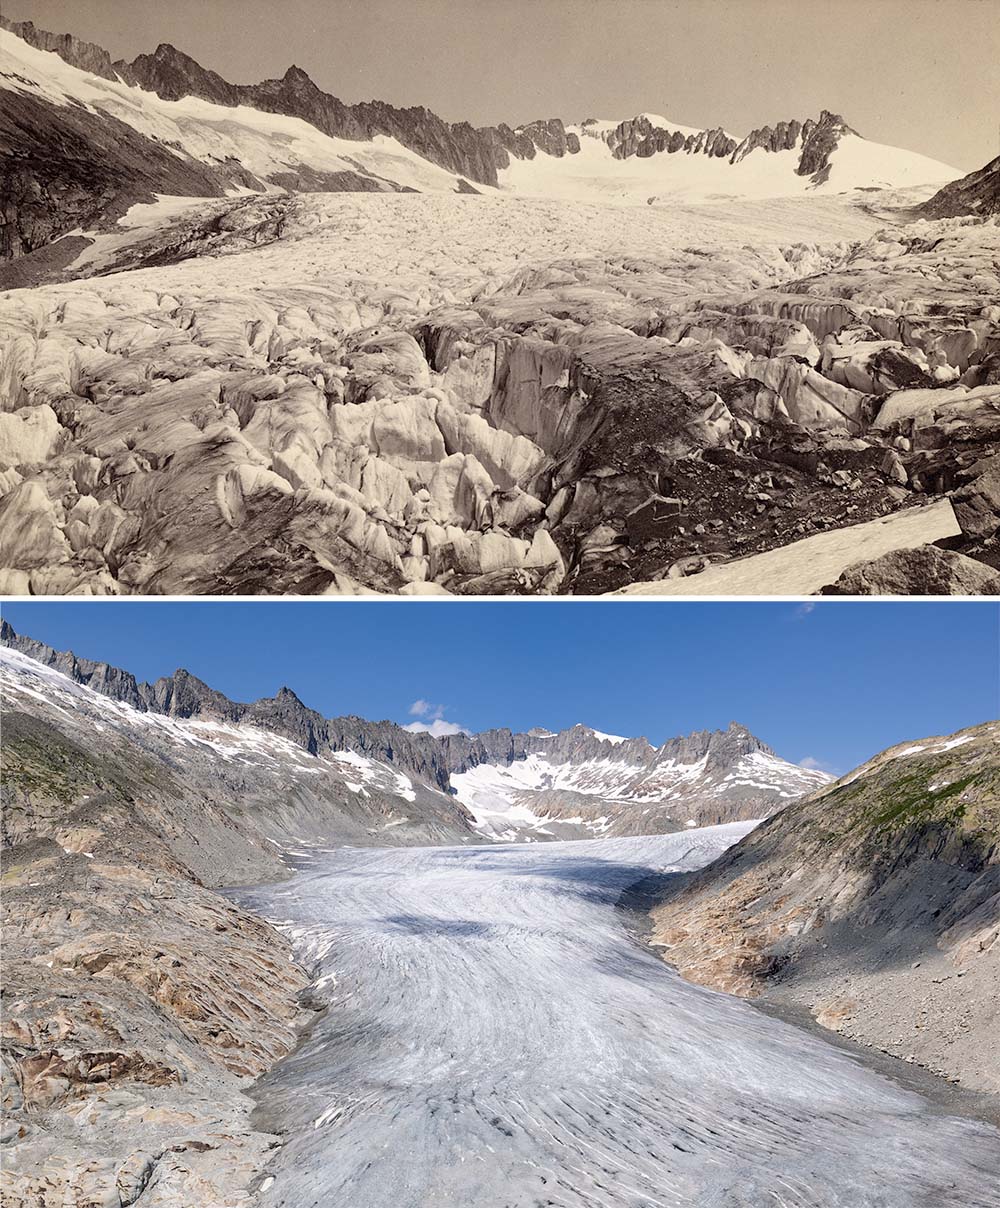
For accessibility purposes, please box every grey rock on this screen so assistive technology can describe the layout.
[819,545,1000,595]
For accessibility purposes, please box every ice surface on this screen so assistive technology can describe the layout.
[234,833,1000,1207]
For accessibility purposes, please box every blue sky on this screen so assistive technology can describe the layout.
[2,601,996,775]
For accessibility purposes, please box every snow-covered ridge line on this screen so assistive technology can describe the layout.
[1,634,830,846]
[0,645,416,800]
[1,23,959,209]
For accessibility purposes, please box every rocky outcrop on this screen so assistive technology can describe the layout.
[0,18,120,79]
[606,115,737,161]
[916,154,1000,219]
[648,722,1000,1092]
[608,110,856,182]
[795,111,859,179]
[1,705,311,1208]
[819,544,1000,594]
[0,88,241,260]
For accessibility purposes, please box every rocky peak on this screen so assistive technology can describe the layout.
[657,721,772,769]
[796,110,859,180]
[116,41,239,106]
[0,17,120,80]
[281,64,317,89]
[148,668,243,722]
[246,687,329,754]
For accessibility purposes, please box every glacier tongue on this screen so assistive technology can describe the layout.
[233,833,1000,1208]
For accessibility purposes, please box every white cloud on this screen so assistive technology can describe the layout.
[403,719,469,737]
[800,755,837,774]
[794,602,817,619]
[404,699,468,736]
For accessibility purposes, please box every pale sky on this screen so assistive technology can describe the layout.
[6,0,999,170]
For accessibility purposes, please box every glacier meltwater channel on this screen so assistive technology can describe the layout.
[233,829,1000,1208]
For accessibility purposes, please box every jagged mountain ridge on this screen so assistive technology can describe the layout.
[0,17,959,260]
[0,621,829,837]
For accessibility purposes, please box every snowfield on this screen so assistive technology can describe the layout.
[234,834,1000,1207]
[618,499,962,595]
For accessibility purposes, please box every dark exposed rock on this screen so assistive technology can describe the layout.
[730,111,858,181]
[916,154,1000,219]
[114,41,241,105]
[0,88,241,260]
[796,111,859,178]
[951,457,1000,540]
[1,19,120,80]
[606,115,737,162]
[731,119,803,163]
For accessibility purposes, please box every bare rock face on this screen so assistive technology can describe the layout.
[819,544,1000,595]
[795,110,859,179]
[917,154,1000,220]
[1,19,120,79]
[951,456,1000,540]
[606,115,737,161]
[1,706,311,1208]
[648,722,1000,1093]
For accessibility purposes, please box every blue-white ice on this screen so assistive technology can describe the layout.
[235,828,1000,1207]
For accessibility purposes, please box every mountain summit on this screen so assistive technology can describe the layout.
[0,622,830,843]
[0,16,959,260]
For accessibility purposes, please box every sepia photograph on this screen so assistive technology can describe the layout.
[0,0,997,595]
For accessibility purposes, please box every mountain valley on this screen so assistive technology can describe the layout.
[1,619,998,1206]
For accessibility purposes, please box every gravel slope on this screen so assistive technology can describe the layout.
[233,832,1000,1208]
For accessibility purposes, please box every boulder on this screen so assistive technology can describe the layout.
[951,460,1000,540]
[819,546,1000,595]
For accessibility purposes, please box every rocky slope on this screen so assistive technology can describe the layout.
[0,621,824,840]
[917,154,1000,220]
[648,721,1000,1094]
[1,690,314,1206]
[0,18,958,264]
